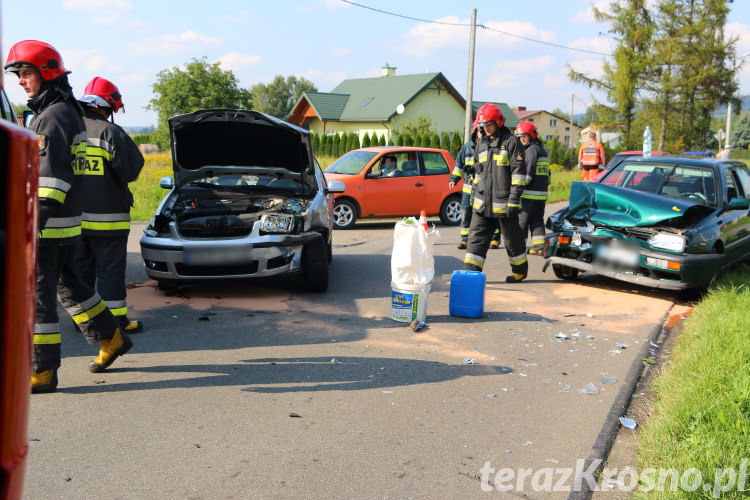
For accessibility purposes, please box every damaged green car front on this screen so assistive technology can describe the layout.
[542,160,737,291]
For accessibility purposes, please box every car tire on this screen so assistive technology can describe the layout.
[552,264,579,281]
[333,199,357,229]
[301,237,329,292]
[440,195,462,226]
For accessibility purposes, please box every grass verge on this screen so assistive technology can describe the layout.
[548,167,582,204]
[130,154,172,221]
[635,265,750,499]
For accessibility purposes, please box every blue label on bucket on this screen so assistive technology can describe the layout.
[392,289,418,322]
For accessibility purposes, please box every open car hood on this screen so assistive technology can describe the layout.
[566,182,713,228]
[169,109,313,187]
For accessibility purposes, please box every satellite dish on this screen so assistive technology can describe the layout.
[396,104,405,115]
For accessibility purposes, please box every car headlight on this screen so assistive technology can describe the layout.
[648,233,685,252]
[260,214,294,233]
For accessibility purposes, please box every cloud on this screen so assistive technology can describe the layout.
[486,56,555,89]
[218,8,255,25]
[568,58,606,80]
[568,36,612,56]
[116,73,147,84]
[359,68,383,78]
[570,1,609,24]
[218,52,261,72]
[300,69,348,88]
[61,0,133,24]
[726,23,750,90]
[297,0,349,12]
[128,31,221,57]
[330,47,352,58]
[62,49,123,74]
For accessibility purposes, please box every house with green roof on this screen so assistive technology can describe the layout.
[287,65,517,144]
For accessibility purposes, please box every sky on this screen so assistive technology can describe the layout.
[2,0,749,129]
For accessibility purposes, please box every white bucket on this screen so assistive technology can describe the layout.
[391,281,430,323]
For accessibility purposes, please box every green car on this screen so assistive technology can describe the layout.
[543,157,750,291]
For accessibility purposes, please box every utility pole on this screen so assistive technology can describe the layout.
[725,55,734,152]
[569,93,575,148]
[464,8,477,144]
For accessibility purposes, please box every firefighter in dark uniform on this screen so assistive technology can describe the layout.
[74,77,145,333]
[449,122,500,249]
[515,121,549,255]
[462,103,528,282]
[5,40,133,394]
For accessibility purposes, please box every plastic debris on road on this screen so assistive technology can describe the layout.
[463,358,475,364]
[410,320,426,332]
[617,343,628,349]
[584,383,600,395]
[555,332,569,340]
[619,417,637,429]
[599,377,618,385]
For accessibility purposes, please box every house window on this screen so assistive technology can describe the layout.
[550,119,557,127]
[528,118,534,122]
[360,97,374,107]
[564,136,569,143]
[545,135,553,141]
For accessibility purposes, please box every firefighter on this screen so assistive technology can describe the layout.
[5,40,132,394]
[578,131,606,182]
[462,103,528,282]
[74,77,145,334]
[449,120,480,249]
[515,121,549,255]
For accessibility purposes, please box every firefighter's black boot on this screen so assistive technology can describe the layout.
[89,328,132,373]
[505,273,527,283]
[31,369,58,394]
[457,239,467,249]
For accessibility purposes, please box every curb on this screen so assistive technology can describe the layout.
[567,309,670,500]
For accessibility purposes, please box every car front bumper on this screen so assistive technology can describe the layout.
[140,223,324,281]
[542,232,722,290]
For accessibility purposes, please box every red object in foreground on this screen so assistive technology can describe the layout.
[418,210,428,232]
[0,90,39,499]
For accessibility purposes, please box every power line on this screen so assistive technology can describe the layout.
[340,0,612,57]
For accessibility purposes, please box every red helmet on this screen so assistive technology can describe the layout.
[476,103,505,128]
[471,119,480,134]
[4,40,70,81]
[83,77,124,113]
[515,121,538,139]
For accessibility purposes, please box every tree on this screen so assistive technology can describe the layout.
[548,135,562,165]
[429,132,440,149]
[732,113,750,149]
[323,135,332,156]
[440,132,450,151]
[311,133,320,154]
[396,133,404,146]
[332,133,340,158]
[348,132,360,151]
[147,58,252,150]
[379,134,386,146]
[393,114,435,139]
[450,131,462,158]
[251,75,317,119]
[12,102,28,117]
[362,133,371,148]
[568,1,653,150]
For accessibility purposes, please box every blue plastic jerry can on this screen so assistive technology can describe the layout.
[449,270,486,318]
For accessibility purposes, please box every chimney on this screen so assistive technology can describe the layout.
[382,63,397,77]
[515,106,526,112]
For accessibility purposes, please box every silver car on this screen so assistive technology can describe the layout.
[140,109,345,292]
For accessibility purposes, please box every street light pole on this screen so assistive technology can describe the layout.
[464,8,477,144]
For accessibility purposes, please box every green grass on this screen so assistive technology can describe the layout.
[635,266,750,499]
[548,167,582,203]
[130,154,173,221]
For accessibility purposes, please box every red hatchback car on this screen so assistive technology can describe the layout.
[323,147,462,229]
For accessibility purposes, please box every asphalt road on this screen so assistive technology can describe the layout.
[24,208,680,499]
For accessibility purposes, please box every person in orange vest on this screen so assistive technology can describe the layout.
[577,132,606,182]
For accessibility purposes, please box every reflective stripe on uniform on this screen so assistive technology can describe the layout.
[34,322,60,334]
[65,293,102,317]
[33,333,62,345]
[473,196,485,210]
[462,184,473,194]
[531,238,545,246]
[511,175,527,186]
[82,211,131,231]
[507,202,521,209]
[508,253,528,266]
[521,189,548,200]
[39,176,71,192]
[40,215,83,239]
[460,230,470,236]
[465,158,475,166]
[451,168,464,178]
[473,176,480,185]
[72,299,108,325]
[493,152,509,166]
[86,146,113,161]
[492,202,507,214]
[106,300,127,317]
[38,187,67,204]
[88,137,115,152]
[464,253,485,269]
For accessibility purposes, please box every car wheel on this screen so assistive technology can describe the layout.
[301,238,329,292]
[440,195,462,226]
[333,199,357,229]
[327,238,333,263]
[552,264,579,281]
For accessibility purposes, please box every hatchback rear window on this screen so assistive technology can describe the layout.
[421,152,449,175]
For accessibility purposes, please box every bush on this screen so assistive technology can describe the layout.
[332,133,340,158]
[311,133,320,154]
[403,133,413,146]
[379,134,386,146]
[362,133,371,148]
[450,131,462,158]
[349,132,360,151]
[132,134,152,146]
[429,132,440,149]
[323,135,332,156]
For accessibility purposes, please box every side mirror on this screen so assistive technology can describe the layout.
[325,181,345,194]
[159,176,174,189]
[23,110,34,128]
[729,197,750,210]
[368,167,382,178]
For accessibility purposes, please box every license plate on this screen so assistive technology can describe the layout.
[184,246,253,265]
[596,242,639,267]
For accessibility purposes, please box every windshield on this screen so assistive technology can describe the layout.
[188,174,303,192]
[325,151,376,175]
[601,161,718,207]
